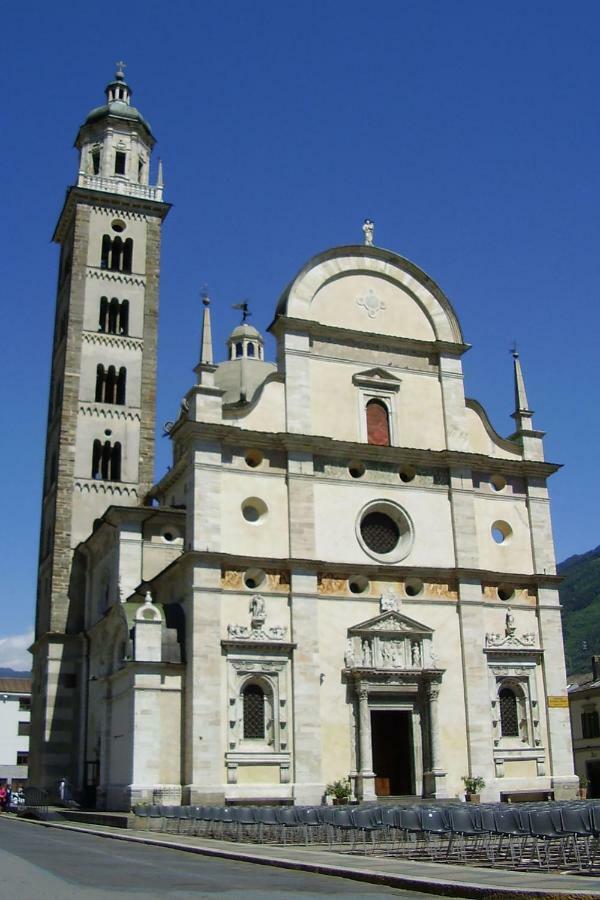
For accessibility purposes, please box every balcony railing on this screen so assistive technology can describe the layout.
[77,173,163,202]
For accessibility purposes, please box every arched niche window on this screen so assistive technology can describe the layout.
[235,342,243,359]
[247,342,255,358]
[499,686,519,737]
[366,398,390,446]
[243,682,265,739]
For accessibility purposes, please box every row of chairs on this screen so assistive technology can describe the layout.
[132,800,600,870]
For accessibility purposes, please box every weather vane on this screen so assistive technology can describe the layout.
[201,284,210,307]
[510,341,518,358]
[232,301,251,323]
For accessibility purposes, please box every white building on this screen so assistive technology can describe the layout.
[568,657,600,798]
[0,678,31,786]
[31,69,578,810]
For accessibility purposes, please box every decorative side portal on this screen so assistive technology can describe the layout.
[343,608,446,800]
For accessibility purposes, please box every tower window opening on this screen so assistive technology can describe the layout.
[122,238,133,273]
[114,151,126,176]
[91,148,101,175]
[108,297,120,333]
[99,297,108,332]
[247,342,255,357]
[235,342,243,358]
[92,439,121,481]
[95,364,105,402]
[116,367,126,405]
[366,399,391,446]
[138,158,145,182]
[100,237,133,273]
[119,299,129,335]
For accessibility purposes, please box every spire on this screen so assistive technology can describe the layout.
[199,290,213,366]
[193,289,217,385]
[157,158,164,187]
[511,349,534,431]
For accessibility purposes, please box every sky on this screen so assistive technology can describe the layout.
[1,1,599,667]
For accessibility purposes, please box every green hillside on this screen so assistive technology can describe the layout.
[558,544,600,675]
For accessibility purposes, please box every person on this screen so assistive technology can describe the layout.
[0,784,7,812]
[5,785,12,812]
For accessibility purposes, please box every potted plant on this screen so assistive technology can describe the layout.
[578,776,589,800]
[462,775,486,803]
[325,778,352,805]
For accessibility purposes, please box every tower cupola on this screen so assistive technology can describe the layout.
[74,64,163,201]
[226,323,265,361]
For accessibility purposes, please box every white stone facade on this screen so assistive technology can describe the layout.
[32,73,578,811]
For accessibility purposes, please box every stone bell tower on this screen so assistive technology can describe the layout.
[30,65,169,788]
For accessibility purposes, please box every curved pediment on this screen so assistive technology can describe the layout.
[349,609,433,637]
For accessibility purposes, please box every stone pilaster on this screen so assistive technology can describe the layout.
[290,571,323,804]
[357,686,376,801]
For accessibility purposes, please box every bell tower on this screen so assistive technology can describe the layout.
[30,66,169,788]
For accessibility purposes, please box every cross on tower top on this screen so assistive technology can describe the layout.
[115,60,127,79]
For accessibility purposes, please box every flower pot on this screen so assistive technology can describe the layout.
[465,792,480,803]
[578,788,588,800]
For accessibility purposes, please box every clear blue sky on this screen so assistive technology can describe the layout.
[1,1,599,660]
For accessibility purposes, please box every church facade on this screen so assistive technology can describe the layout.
[31,70,578,810]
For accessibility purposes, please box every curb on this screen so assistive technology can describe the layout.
[10,815,600,900]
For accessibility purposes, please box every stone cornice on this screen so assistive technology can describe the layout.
[82,331,144,352]
[52,185,170,243]
[145,547,562,590]
[165,420,560,478]
[270,315,470,357]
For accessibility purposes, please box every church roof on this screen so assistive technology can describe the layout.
[228,323,263,342]
[214,358,276,405]
[83,99,153,136]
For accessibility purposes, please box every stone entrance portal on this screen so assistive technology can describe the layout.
[371,709,413,796]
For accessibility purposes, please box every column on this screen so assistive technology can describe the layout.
[357,687,376,801]
[424,681,448,798]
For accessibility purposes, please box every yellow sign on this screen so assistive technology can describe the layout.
[547,695,569,708]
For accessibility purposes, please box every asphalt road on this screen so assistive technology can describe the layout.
[0,817,468,899]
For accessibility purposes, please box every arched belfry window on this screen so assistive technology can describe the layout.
[499,687,519,737]
[366,399,390,446]
[247,342,255,357]
[243,683,265,739]
[100,237,133,273]
[91,440,122,482]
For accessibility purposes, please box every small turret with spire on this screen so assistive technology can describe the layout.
[510,348,545,461]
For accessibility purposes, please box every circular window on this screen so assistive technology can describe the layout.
[241,497,268,524]
[491,474,507,492]
[491,520,512,544]
[497,583,515,602]
[244,449,264,468]
[104,429,112,436]
[405,578,424,597]
[348,460,365,479]
[162,531,178,543]
[399,465,416,483]
[348,575,370,594]
[357,501,413,563]
[111,219,126,233]
[244,568,266,590]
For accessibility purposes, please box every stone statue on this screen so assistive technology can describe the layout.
[249,594,266,625]
[344,638,355,668]
[362,639,372,667]
[411,641,422,667]
[505,607,516,636]
[362,218,374,246]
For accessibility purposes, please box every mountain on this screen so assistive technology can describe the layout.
[558,544,600,675]
[0,668,30,679]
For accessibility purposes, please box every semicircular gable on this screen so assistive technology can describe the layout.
[275,246,463,344]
